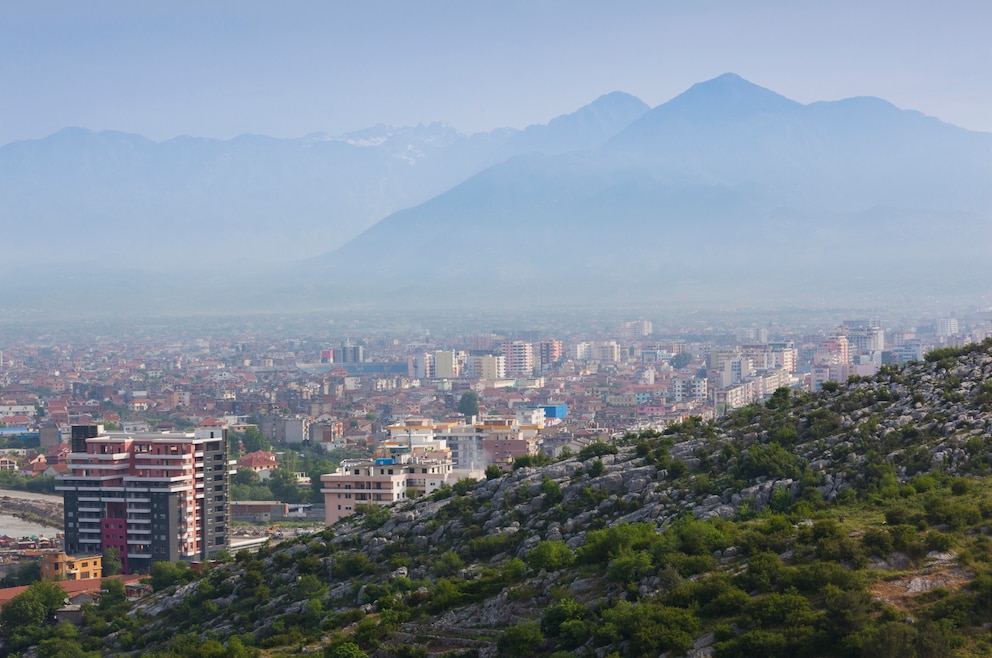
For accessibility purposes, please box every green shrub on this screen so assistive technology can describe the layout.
[607,550,653,583]
[526,541,575,571]
[497,621,544,656]
[862,528,894,557]
[578,442,618,460]
[540,476,563,504]
[737,444,803,481]
[541,597,587,636]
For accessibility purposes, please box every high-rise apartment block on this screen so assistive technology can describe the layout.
[466,354,505,380]
[620,320,653,338]
[502,341,534,377]
[433,350,457,379]
[57,421,233,574]
[843,319,884,353]
[819,335,850,365]
[937,318,959,337]
[336,344,365,363]
[575,341,621,362]
[538,340,563,369]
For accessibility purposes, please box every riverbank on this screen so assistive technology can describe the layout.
[0,490,63,530]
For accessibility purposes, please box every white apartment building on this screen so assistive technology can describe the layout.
[433,351,458,379]
[466,354,506,380]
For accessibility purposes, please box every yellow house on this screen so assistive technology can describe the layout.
[40,552,103,581]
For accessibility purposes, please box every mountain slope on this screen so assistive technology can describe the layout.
[606,74,992,211]
[495,91,650,157]
[0,94,648,273]
[318,74,992,306]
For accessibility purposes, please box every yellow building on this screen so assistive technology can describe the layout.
[40,552,103,581]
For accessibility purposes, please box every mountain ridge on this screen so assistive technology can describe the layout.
[310,74,992,307]
[2,74,991,311]
[0,91,650,272]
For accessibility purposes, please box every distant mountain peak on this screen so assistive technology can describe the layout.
[664,72,801,116]
[587,90,649,108]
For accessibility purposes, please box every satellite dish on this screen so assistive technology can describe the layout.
[63,597,69,604]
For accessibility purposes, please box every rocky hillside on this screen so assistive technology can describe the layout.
[8,341,992,657]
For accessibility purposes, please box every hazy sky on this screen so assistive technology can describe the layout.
[2,0,989,145]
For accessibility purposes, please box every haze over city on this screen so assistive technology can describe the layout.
[5,5,992,656]
[1,1,990,316]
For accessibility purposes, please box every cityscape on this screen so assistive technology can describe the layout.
[2,1,991,656]
[0,308,986,546]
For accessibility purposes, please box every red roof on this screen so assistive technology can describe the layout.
[0,575,142,607]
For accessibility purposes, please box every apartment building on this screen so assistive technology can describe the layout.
[57,421,234,574]
[466,354,506,380]
[321,454,455,525]
[433,350,458,379]
[502,341,534,377]
[40,551,102,581]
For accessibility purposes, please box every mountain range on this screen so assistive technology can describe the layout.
[2,74,989,313]
[0,91,648,271]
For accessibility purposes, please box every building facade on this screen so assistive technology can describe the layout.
[40,552,103,581]
[321,455,455,525]
[57,422,233,574]
[502,341,534,377]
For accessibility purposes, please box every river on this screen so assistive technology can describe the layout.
[0,488,64,536]
[0,490,62,504]
[0,513,58,538]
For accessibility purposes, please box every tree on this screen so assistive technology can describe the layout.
[435,550,465,577]
[149,561,191,591]
[268,467,303,503]
[766,386,791,410]
[0,580,66,644]
[670,352,693,370]
[233,468,261,486]
[240,426,270,454]
[497,621,544,656]
[458,391,480,417]
[526,541,575,571]
[98,578,126,612]
[577,441,617,460]
[102,547,121,577]
[2,559,40,586]
[485,464,503,480]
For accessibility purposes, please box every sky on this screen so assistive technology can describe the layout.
[1,0,990,146]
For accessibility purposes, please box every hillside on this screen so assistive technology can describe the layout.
[0,93,647,274]
[8,342,992,657]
